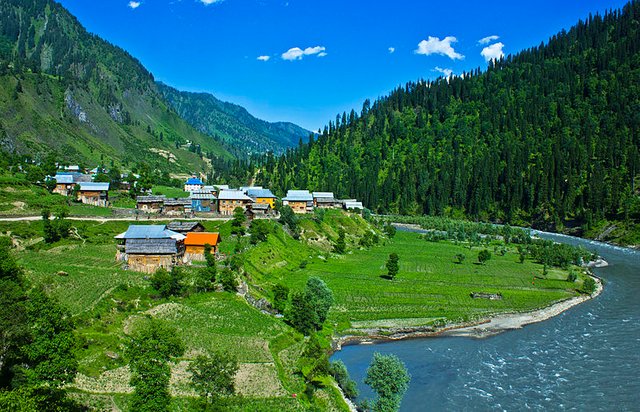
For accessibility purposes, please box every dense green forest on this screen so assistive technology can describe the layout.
[158,82,310,156]
[0,0,239,174]
[259,1,640,233]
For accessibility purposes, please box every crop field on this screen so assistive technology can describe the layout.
[8,219,320,410]
[275,230,583,332]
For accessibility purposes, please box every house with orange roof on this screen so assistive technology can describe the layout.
[184,232,221,262]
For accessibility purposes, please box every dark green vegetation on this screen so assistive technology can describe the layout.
[0,238,82,411]
[364,353,410,412]
[158,82,310,156]
[259,1,640,243]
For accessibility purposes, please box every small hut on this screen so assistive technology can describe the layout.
[184,232,220,262]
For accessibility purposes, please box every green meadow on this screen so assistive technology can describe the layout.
[3,211,590,410]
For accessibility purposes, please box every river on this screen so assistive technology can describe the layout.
[331,231,640,411]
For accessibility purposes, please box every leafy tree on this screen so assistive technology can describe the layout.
[41,209,70,243]
[272,283,290,313]
[195,267,216,293]
[126,318,184,412]
[151,267,185,298]
[204,243,216,268]
[188,352,238,405]
[364,353,410,412]
[278,205,299,239]
[286,278,333,334]
[331,360,359,400]
[231,207,246,235]
[477,249,492,265]
[582,277,597,294]
[286,292,317,335]
[218,268,238,292]
[383,224,396,239]
[24,165,44,184]
[249,219,270,244]
[334,228,346,254]
[454,253,465,264]
[305,277,334,325]
[385,253,399,280]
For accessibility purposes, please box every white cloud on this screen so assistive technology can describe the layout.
[481,42,505,62]
[200,0,223,4]
[257,55,271,61]
[415,36,464,60]
[281,46,326,61]
[128,1,141,9]
[478,35,499,45]
[434,67,453,77]
[388,47,395,54]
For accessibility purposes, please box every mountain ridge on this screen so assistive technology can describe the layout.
[157,82,311,155]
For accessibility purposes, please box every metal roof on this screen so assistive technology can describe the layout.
[240,186,263,193]
[54,174,74,184]
[344,201,364,209]
[185,177,204,185]
[214,184,230,190]
[164,198,192,206]
[312,192,335,199]
[79,182,110,191]
[218,190,253,201]
[251,203,270,210]
[283,190,313,202]
[166,222,204,232]
[246,188,277,199]
[184,232,220,246]
[136,195,167,203]
[125,238,177,254]
[189,191,216,200]
[117,225,184,240]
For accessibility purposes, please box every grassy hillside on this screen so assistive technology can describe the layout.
[1,210,593,410]
[0,0,232,172]
[157,82,311,156]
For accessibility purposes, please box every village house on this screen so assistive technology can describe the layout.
[136,195,167,213]
[114,225,185,273]
[184,232,221,262]
[217,190,253,215]
[190,190,216,212]
[249,202,271,216]
[184,177,204,193]
[52,173,92,196]
[166,221,205,234]
[164,198,193,216]
[282,190,313,213]
[312,192,341,208]
[77,182,109,206]
[343,199,364,210]
[246,188,278,209]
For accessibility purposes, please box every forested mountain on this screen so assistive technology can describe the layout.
[158,82,310,156]
[259,1,640,231]
[0,0,232,173]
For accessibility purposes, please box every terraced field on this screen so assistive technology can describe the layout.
[277,230,584,332]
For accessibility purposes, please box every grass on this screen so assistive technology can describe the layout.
[255,230,585,332]
[3,211,589,411]
[152,185,189,198]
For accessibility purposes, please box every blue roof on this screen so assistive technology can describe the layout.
[246,188,277,199]
[79,182,110,191]
[54,174,74,184]
[119,225,182,239]
[283,190,313,202]
[185,178,204,185]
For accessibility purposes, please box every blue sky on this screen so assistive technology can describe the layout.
[58,0,629,131]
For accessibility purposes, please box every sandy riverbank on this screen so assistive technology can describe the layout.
[333,275,604,348]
